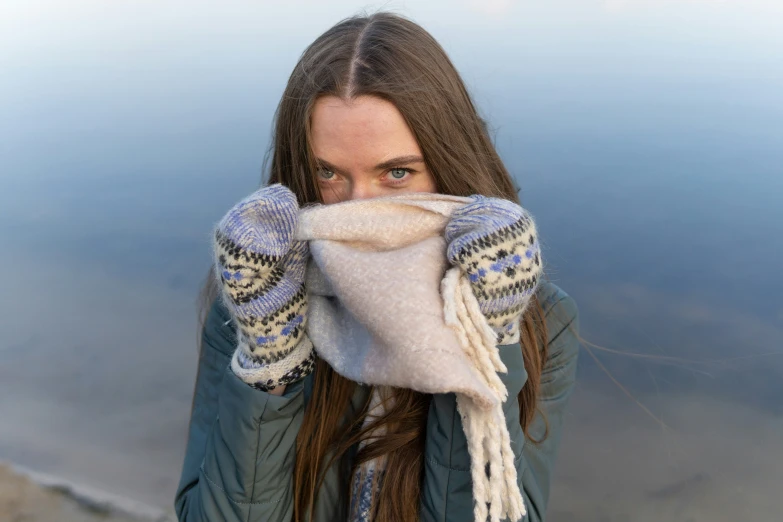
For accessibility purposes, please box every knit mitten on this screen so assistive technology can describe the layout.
[445,195,542,345]
[213,184,314,391]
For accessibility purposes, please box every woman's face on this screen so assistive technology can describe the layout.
[310,95,437,204]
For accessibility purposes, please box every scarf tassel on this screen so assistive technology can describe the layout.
[443,268,527,522]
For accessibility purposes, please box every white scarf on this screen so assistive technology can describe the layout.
[296,193,526,522]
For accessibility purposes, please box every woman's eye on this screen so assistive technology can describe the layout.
[389,168,409,180]
[318,168,336,180]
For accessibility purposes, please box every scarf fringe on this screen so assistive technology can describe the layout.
[443,267,527,522]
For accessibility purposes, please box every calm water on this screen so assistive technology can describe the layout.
[1,1,781,519]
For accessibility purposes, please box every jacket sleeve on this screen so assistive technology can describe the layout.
[174,299,306,522]
[420,284,580,522]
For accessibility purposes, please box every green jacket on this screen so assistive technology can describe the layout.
[175,280,579,521]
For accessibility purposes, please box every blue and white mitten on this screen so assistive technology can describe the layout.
[445,195,543,345]
[213,184,314,390]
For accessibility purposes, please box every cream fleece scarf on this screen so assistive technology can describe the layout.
[296,193,526,522]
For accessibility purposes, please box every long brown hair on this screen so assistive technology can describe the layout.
[199,11,549,522]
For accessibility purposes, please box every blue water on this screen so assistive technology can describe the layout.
[1,1,781,519]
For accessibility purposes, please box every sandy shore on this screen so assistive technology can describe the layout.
[0,463,174,522]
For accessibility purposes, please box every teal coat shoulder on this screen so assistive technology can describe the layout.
[175,280,579,521]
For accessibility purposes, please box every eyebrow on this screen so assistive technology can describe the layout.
[316,155,425,173]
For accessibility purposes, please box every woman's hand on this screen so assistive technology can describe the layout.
[445,195,542,344]
[213,184,314,391]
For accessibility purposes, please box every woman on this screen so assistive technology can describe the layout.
[175,11,579,522]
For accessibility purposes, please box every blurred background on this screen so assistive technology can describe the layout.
[1,0,781,520]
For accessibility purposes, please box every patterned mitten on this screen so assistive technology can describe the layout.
[445,195,542,345]
[213,184,314,391]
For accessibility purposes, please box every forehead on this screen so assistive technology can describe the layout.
[310,95,421,164]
